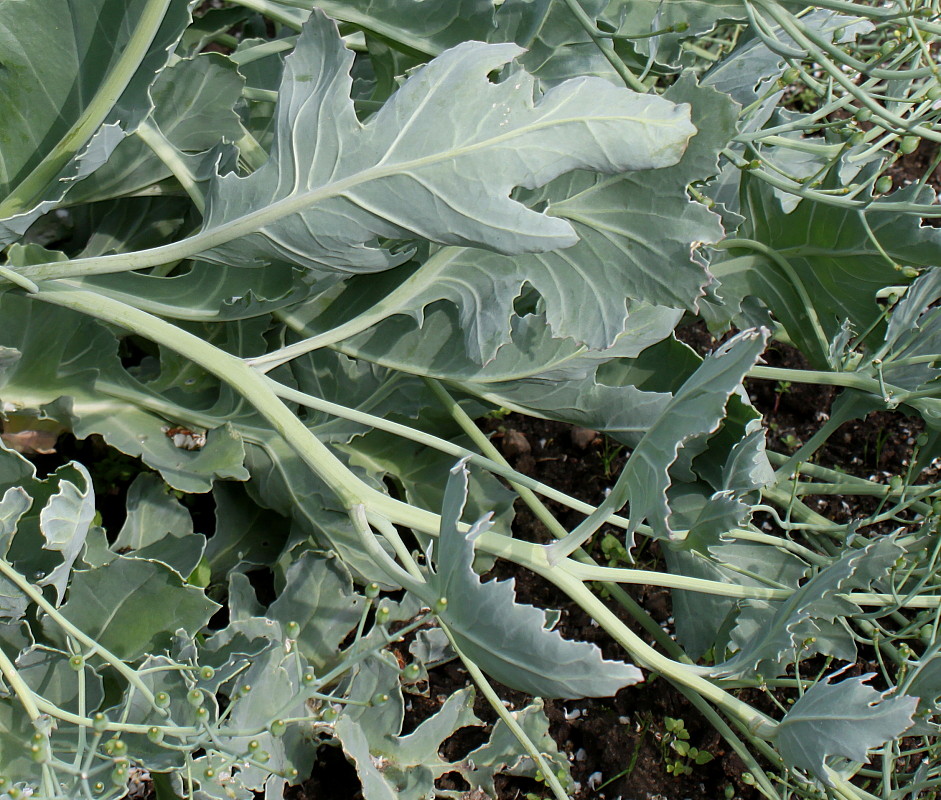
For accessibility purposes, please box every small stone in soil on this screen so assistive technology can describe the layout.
[501,429,531,458]
[570,427,599,450]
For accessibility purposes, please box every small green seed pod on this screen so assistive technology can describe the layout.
[854,107,872,123]
[200,666,215,681]
[875,175,893,194]
[375,606,390,624]
[285,621,301,638]
[434,597,448,613]
[68,654,84,671]
[364,582,381,599]
[781,67,800,84]
[371,692,390,707]
[899,135,919,155]
[92,713,108,733]
[111,767,128,787]
[154,692,171,709]
[269,719,287,737]
[187,689,204,708]
[147,727,164,744]
[401,663,421,681]
[320,706,339,723]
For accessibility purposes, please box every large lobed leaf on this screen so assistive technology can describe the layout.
[425,460,642,698]
[199,10,695,275]
[774,671,917,785]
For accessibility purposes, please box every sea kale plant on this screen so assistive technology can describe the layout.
[1,1,941,798]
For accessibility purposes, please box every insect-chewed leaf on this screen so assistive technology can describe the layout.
[428,460,642,699]
[774,671,917,785]
[199,10,695,275]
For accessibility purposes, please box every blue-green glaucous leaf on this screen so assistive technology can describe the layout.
[774,671,917,785]
[199,10,695,275]
[427,460,642,698]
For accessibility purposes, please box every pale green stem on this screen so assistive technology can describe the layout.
[538,566,779,739]
[0,0,173,216]
[136,120,206,212]
[446,632,572,800]
[226,0,307,30]
[757,0,941,142]
[0,644,42,721]
[253,249,469,370]
[266,376,635,530]
[714,238,830,357]
[556,0,648,91]
[567,560,941,608]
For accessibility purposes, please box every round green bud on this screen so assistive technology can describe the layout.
[111,739,127,757]
[93,783,104,795]
[434,597,449,613]
[321,706,339,723]
[154,692,171,709]
[240,684,252,696]
[402,663,421,681]
[880,40,898,56]
[781,67,799,84]
[255,751,270,764]
[187,689,204,708]
[269,719,287,737]
[302,669,316,685]
[746,159,761,171]
[111,766,128,787]
[364,582,381,599]
[875,175,893,194]
[888,475,904,492]
[932,499,941,516]
[248,740,261,751]
[203,768,215,780]
[672,21,689,33]
[899,135,919,155]
[855,107,872,123]
[199,666,215,681]
[917,433,930,447]
[147,727,163,744]
[742,772,756,786]
[92,713,108,733]
[69,654,84,671]
[901,266,920,278]
[196,707,210,721]
[30,744,44,763]
[7,788,20,800]
[285,621,300,639]
[927,85,941,101]
[374,606,390,624]
[371,692,390,707]
[283,768,299,781]
[0,776,7,790]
